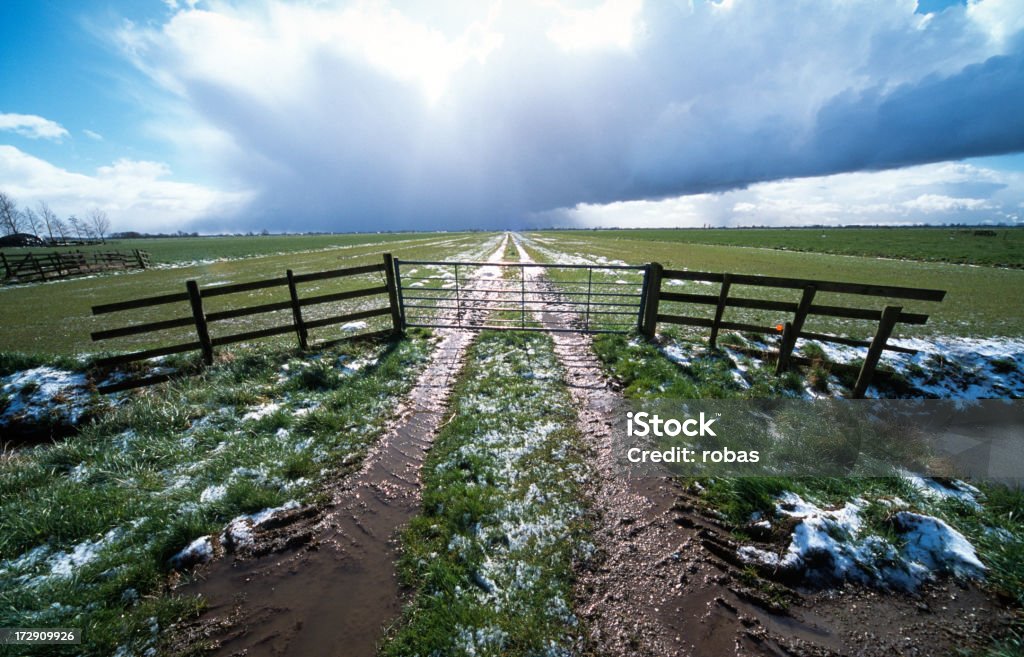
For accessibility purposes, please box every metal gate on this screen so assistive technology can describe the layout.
[394,259,649,334]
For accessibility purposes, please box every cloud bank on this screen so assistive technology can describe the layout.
[108,0,1024,231]
[0,145,252,233]
[539,161,1023,228]
[4,0,1024,232]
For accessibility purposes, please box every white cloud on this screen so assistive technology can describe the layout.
[108,0,1024,231]
[546,0,644,51]
[82,129,103,141]
[540,161,1023,227]
[0,145,253,233]
[0,113,70,141]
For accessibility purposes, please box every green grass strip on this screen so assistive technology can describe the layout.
[384,330,591,657]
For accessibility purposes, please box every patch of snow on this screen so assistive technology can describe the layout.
[900,470,983,509]
[199,484,227,504]
[221,501,300,549]
[49,528,122,578]
[740,492,986,590]
[241,402,280,422]
[340,321,368,331]
[1,366,91,426]
[169,535,214,569]
[893,512,986,581]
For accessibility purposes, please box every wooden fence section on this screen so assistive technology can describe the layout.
[1,249,151,284]
[638,266,946,398]
[90,254,402,392]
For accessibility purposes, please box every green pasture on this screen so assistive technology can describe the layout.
[0,233,501,355]
[1,232,460,265]
[536,227,1024,268]
[523,232,1024,338]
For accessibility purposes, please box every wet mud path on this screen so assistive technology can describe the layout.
[175,237,513,657]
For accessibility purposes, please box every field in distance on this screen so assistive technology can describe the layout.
[0,232,497,355]
[523,230,1024,338]
[538,227,1024,268]
[4,232,457,265]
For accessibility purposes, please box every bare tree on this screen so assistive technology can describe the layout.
[67,215,84,241]
[23,207,42,237]
[0,191,21,236]
[38,201,59,244]
[52,216,68,243]
[88,208,111,244]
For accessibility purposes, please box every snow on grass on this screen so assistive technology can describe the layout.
[388,331,590,657]
[738,492,985,590]
[222,501,300,549]
[796,335,1024,399]
[0,366,92,427]
[900,470,983,509]
[0,335,437,654]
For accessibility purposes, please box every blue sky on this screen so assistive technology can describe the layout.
[1,0,1023,233]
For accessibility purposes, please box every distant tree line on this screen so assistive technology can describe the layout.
[0,190,111,245]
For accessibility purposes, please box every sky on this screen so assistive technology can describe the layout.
[1,0,1023,234]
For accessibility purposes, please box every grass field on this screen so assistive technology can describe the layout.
[0,233,502,355]
[538,227,1024,268]
[522,232,1024,338]
[2,233,465,265]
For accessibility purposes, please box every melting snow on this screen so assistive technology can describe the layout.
[739,492,985,590]
[1,366,91,426]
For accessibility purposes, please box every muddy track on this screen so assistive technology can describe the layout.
[512,234,1013,657]
[173,237,514,657]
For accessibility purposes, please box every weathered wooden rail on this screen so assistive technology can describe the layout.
[638,265,946,398]
[90,254,402,392]
[1,249,150,283]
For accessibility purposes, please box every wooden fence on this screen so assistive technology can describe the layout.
[638,265,946,398]
[90,254,402,392]
[1,249,151,284]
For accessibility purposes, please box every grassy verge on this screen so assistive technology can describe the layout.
[0,330,435,657]
[383,330,592,657]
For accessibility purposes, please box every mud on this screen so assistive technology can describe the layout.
[512,234,1016,657]
[172,237,513,657]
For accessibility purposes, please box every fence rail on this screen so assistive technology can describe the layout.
[1,249,150,284]
[639,265,946,398]
[90,254,401,391]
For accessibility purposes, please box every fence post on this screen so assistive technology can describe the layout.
[286,269,309,350]
[383,253,403,335]
[852,305,901,399]
[640,262,663,339]
[709,273,732,349]
[135,249,147,269]
[186,280,214,365]
[776,284,817,373]
[1,253,9,280]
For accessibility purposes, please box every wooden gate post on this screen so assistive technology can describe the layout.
[383,253,403,335]
[186,280,214,365]
[852,305,901,399]
[286,269,309,350]
[776,284,817,373]
[709,273,732,349]
[640,262,663,339]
